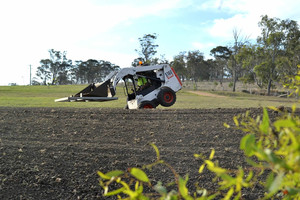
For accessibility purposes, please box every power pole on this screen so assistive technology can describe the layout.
[30,64,32,86]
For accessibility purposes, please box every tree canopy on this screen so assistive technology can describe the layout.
[36,50,119,85]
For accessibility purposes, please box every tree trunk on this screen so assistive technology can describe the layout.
[267,78,272,95]
[51,74,55,85]
[233,79,236,92]
[232,70,236,92]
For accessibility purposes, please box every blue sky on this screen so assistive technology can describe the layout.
[0,0,299,85]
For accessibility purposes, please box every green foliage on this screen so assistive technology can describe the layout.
[233,106,300,199]
[35,49,120,85]
[283,65,300,97]
[36,49,72,85]
[171,52,187,81]
[232,67,300,199]
[195,149,254,200]
[134,33,159,66]
[255,15,300,95]
[171,51,211,82]
[98,143,256,199]
[98,143,220,200]
[72,59,120,84]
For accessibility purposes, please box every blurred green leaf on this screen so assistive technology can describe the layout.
[224,187,234,200]
[97,171,111,180]
[268,172,284,194]
[220,174,234,182]
[209,149,215,160]
[104,187,125,196]
[179,175,193,200]
[259,108,270,134]
[224,123,230,128]
[209,166,227,174]
[130,168,149,183]
[233,192,241,200]
[199,164,206,173]
[194,153,205,159]
[268,106,278,111]
[246,171,253,182]
[286,187,300,196]
[154,181,167,195]
[240,134,255,156]
[274,119,296,130]
[150,143,160,160]
[105,170,124,178]
[233,116,239,126]
[265,172,274,191]
[205,160,214,167]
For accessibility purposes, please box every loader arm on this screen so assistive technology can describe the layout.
[111,68,136,90]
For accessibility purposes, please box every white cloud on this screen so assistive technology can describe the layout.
[208,14,261,40]
[219,0,299,19]
[201,0,300,44]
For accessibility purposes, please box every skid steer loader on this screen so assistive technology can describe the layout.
[55,64,182,109]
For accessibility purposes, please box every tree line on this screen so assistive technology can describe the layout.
[35,50,120,85]
[35,15,300,95]
[171,15,300,95]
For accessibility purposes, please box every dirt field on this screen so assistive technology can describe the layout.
[0,107,280,199]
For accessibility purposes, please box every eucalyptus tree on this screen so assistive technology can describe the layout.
[229,29,249,92]
[73,60,120,84]
[236,44,264,88]
[36,49,72,85]
[278,18,300,79]
[171,52,187,81]
[255,15,300,95]
[186,50,209,81]
[134,33,159,66]
[210,46,231,84]
[36,59,51,85]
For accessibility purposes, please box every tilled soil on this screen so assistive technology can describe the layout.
[0,107,279,199]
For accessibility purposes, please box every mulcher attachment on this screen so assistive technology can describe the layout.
[55,79,117,102]
[74,79,115,98]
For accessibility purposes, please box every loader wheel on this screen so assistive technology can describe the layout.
[139,101,156,109]
[158,87,176,107]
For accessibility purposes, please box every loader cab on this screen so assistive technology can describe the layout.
[123,75,137,101]
[123,72,160,100]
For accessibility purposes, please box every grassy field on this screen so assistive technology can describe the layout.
[0,85,298,109]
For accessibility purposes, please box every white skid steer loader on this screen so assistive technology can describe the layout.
[55,64,182,109]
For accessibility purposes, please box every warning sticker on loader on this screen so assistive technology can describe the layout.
[165,70,174,79]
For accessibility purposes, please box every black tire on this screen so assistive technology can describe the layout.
[152,99,160,107]
[157,87,176,107]
[138,101,156,109]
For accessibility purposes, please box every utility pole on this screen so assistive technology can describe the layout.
[30,64,32,86]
